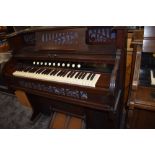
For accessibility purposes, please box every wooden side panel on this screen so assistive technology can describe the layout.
[143,40,155,52]
[143,26,155,53]
[127,108,155,129]
[144,26,155,38]
[15,90,32,108]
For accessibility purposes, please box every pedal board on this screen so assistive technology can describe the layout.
[49,111,85,129]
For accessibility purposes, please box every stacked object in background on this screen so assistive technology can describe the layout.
[0,26,12,92]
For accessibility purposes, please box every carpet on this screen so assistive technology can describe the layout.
[0,91,51,129]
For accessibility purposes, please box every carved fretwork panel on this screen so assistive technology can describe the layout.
[86,27,116,44]
[18,80,88,101]
[35,28,87,51]
[23,32,35,45]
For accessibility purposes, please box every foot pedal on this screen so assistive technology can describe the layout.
[67,116,84,129]
[49,111,85,129]
[49,112,68,129]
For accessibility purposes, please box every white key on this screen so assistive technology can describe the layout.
[61,71,71,84]
[81,73,91,86]
[151,70,155,85]
[43,69,55,81]
[51,70,62,82]
[89,74,100,87]
[34,69,47,80]
[21,67,34,77]
[30,68,40,79]
[69,72,79,84]
[74,72,84,85]
[48,70,62,82]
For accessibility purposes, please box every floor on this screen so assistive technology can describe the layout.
[0,91,51,129]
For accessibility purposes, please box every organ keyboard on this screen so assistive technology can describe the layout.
[3,26,127,128]
[13,62,101,88]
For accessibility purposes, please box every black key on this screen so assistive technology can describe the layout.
[50,69,58,75]
[42,69,52,75]
[33,68,39,72]
[30,68,40,73]
[80,72,86,79]
[27,68,33,73]
[34,68,40,72]
[67,71,73,77]
[46,69,53,75]
[36,68,44,74]
[68,71,75,78]
[40,68,48,74]
[75,72,80,78]
[78,72,84,79]
[26,67,34,73]
[50,69,56,75]
[62,70,69,77]
[53,70,60,76]
[41,69,47,74]
[90,73,96,80]
[39,69,47,74]
[70,71,75,77]
[81,72,87,79]
[70,71,76,78]
[87,73,93,80]
[34,68,41,73]
[59,70,65,77]
[64,71,71,77]
[23,66,31,72]
[57,70,63,76]
[55,70,62,76]
[60,70,67,77]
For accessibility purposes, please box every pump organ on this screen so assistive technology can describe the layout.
[3,27,127,128]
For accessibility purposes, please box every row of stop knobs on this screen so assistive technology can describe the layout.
[33,61,81,68]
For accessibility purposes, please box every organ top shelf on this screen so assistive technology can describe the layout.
[6,26,85,38]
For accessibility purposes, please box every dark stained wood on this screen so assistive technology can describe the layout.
[143,26,155,38]
[126,26,155,129]
[127,108,155,129]
[143,26,155,52]
[143,40,155,52]
[3,26,127,128]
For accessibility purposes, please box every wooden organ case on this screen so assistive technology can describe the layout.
[3,27,127,128]
[127,26,155,128]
